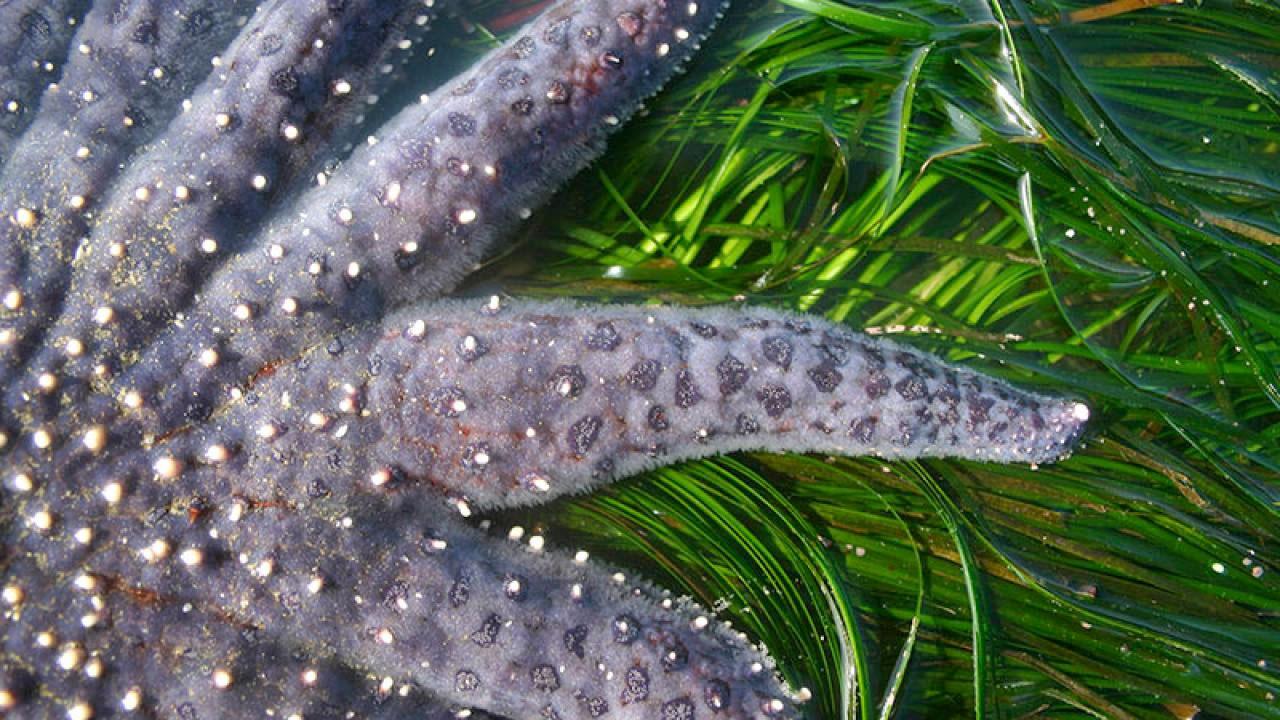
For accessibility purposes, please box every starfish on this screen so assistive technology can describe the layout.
[0,1,1090,718]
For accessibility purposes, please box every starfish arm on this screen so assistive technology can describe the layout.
[114,300,1083,512]
[9,0,442,430]
[270,504,796,719]
[0,0,260,380]
[109,0,730,445]
[358,301,1088,509]
[0,0,92,161]
[12,468,794,719]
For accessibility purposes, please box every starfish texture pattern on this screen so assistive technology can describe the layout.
[0,1,1089,718]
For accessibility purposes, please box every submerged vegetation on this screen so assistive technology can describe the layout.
[474,0,1280,717]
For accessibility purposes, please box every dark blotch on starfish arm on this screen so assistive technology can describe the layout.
[0,0,1087,717]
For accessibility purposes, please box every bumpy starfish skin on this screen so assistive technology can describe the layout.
[4,0,436,410]
[0,0,263,378]
[0,1,1089,718]
[0,1,91,158]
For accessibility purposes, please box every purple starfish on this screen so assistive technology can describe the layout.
[0,1,1088,718]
